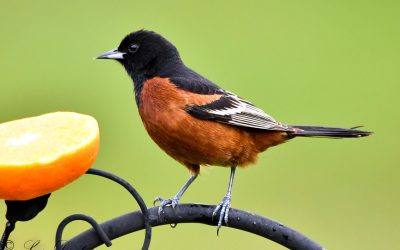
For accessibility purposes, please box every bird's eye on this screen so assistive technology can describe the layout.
[128,44,139,53]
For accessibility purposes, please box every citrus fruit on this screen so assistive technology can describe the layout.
[0,112,100,200]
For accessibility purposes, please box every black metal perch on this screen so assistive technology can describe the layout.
[1,167,325,250]
[61,203,325,250]
[55,168,151,250]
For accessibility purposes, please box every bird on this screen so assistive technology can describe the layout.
[96,30,371,232]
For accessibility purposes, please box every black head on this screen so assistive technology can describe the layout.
[97,30,212,106]
[96,30,182,82]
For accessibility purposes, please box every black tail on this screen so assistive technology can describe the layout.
[289,125,372,138]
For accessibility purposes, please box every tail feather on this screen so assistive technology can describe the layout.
[289,125,372,138]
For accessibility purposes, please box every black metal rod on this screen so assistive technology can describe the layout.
[85,168,151,249]
[54,168,151,250]
[0,221,15,250]
[62,203,325,250]
[55,214,112,249]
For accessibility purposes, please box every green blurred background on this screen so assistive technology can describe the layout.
[0,0,398,249]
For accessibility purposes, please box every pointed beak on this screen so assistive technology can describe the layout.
[96,49,125,59]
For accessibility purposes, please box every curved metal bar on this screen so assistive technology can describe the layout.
[55,214,112,249]
[85,168,151,249]
[54,168,151,250]
[62,203,325,250]
[0,221,15,250]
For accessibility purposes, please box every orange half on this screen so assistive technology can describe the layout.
[0,112,100,200]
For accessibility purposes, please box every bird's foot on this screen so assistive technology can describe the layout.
[153,196,179,215]
[212,194,231,235]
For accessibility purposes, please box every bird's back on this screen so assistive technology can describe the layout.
[138,77,288,173]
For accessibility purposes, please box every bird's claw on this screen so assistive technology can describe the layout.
[212,194,231,235]
[153,196,179,215]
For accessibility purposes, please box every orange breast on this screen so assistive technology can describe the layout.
[138,77,287,172]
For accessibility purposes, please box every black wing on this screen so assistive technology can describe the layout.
[186,92,290,131]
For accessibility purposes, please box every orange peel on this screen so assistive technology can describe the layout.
[0,112,100,200]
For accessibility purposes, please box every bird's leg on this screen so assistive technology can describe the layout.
[154,174,197,214]
[213,166,236,234]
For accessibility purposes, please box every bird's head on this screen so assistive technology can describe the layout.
[96,30,181,81]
